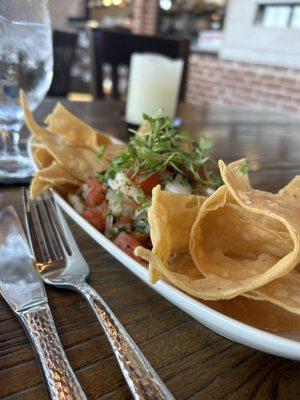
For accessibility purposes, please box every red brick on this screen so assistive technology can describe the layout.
[280,77,297,87]
[187,54,300,117]
[132,0,158,35]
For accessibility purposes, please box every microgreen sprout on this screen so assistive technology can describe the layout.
[97,110,222,188]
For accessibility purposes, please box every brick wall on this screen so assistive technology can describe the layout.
[186,53,300,117]
[132,0,158,36]
[49,0,85,31]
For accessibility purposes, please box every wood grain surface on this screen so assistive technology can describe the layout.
[1,99,300,400]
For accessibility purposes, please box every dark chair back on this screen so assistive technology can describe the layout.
[89,28,190,100]
[48,30,78,96]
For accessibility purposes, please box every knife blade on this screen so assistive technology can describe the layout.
[0,206,87,400]
[0,206,45,311]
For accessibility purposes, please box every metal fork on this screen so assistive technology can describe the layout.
[23,189,174,400]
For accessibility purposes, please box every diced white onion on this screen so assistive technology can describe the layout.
[68,194,85,214]
[107,172,143,204]
[80,183,89,200]
[105,214,113,236]
[165,181,191,195]
[107,189,122,216]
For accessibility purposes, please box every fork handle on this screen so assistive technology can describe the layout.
[75,282,174,400]
[18,304,87,400]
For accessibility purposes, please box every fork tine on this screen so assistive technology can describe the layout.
[42,192,72,257]
[24,188,73,262]
[22,188,34,256]
[23,188,66,264]
[23,189,51,264]
[36,194,64,261]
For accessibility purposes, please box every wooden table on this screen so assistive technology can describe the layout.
[1,99,300,400]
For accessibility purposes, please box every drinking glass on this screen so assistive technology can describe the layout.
[0,0,53,182]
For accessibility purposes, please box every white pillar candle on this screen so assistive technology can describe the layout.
[125,53,184,125]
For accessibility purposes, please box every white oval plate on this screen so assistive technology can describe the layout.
[29,136,300,360]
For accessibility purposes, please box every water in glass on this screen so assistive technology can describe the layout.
[0,1,53,182]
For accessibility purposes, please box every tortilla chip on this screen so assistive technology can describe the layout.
[137,246,260,300]
[30,177,53,199]
[242,177,300,314]
[243,271,300,315]
[169,253,300,330]
[96,132,115,147]
[40,145,100,181]
[187,160,300,299]
[21,92,101,181]
[45,102,111,151]
[30,137,45,148]
[136,160,300,315]
[279,175,300,200]
[206,296,300,332]
[30,161,81,199]
[136,250,300,331]
[34,161,81,185]
[136,184,287,301]
[32,147,53,169]
[147,186,206,283]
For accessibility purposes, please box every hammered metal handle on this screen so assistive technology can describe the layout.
[18,304,87,400]
[75,282,174,400]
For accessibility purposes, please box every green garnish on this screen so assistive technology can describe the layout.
[199,136,213,150]
[237,160,249,175]
[97,109,221,188]
[96,145,105,163]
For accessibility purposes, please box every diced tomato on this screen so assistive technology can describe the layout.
[82,207,105,231]
[86,188,105,207]
[199,167,206,180]
[86,178,106,207]
[87,177,103,188]
[131,232,152,249]
[115,215,131,229]
[133,173,161,195]
[118,215,132,224]
[115,215,131,231]
[113,232,141,260]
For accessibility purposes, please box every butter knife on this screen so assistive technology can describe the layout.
[0,206,87,400]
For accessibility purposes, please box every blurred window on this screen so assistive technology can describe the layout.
[255,3,300,28]
[291,5,300,27]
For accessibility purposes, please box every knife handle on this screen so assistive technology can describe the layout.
[18,304,87,400]
[75,282,174,400]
